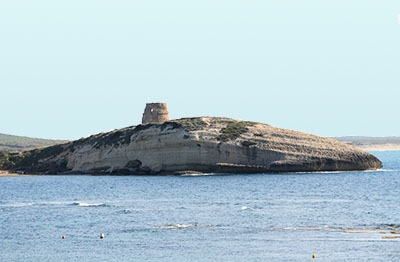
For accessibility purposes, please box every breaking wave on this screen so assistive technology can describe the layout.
[152,223,199,229]
[71,202,108,207]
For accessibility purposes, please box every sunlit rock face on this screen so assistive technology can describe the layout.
[10,117,382,175]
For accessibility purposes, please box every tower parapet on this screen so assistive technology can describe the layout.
[142,103,169,124]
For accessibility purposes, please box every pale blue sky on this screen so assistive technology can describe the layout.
[1,1,399,140]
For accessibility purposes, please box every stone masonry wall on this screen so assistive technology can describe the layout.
[142,103,169,124]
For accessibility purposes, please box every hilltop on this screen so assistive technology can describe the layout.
[0,133,68,152]
[0,117,382,175]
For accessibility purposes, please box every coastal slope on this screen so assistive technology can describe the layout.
[2,117,382,174]
[0,133,68,152]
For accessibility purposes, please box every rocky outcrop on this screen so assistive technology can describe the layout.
[6,117,382,175]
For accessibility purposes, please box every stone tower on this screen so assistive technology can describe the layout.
[142,103,169,124]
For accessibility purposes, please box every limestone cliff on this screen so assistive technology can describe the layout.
[6,117,382,175]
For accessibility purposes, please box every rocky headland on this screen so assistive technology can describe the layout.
[1,114,382,175]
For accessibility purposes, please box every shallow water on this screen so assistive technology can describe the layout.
[1,151,399,261]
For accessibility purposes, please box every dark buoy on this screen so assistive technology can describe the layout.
[62,235,65,239]
[312,254,317,259]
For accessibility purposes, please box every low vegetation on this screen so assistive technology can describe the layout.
[0,144,69,173]
[218,121,253,141]
[0,133,68,152]
[0,151,15,170]
[92,129,135,149]
[173,118,208,131]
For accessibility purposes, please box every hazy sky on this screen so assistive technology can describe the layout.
[1,1,399,140]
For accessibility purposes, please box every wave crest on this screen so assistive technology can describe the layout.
[153,223,199,229]
[71,202,107,207]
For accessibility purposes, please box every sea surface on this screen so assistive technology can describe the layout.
[1,151,399,261]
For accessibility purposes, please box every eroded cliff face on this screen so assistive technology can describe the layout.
[8,117,382,174]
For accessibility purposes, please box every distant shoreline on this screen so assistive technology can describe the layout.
[0,170,37,177]
[0,171,18,177]
[356,144,400,151]
[0,171,38,177]
[333,137,400,152]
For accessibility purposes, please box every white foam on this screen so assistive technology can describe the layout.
[241,205,256,211]
[72,202,107,207]
[38,201,71,206]
[154,223,198,229]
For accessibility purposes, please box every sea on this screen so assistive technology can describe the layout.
[1,151,399,261]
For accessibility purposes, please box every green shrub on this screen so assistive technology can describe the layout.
[0,151,20,170]
[174,118,207,131]
[218,121,249,141]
